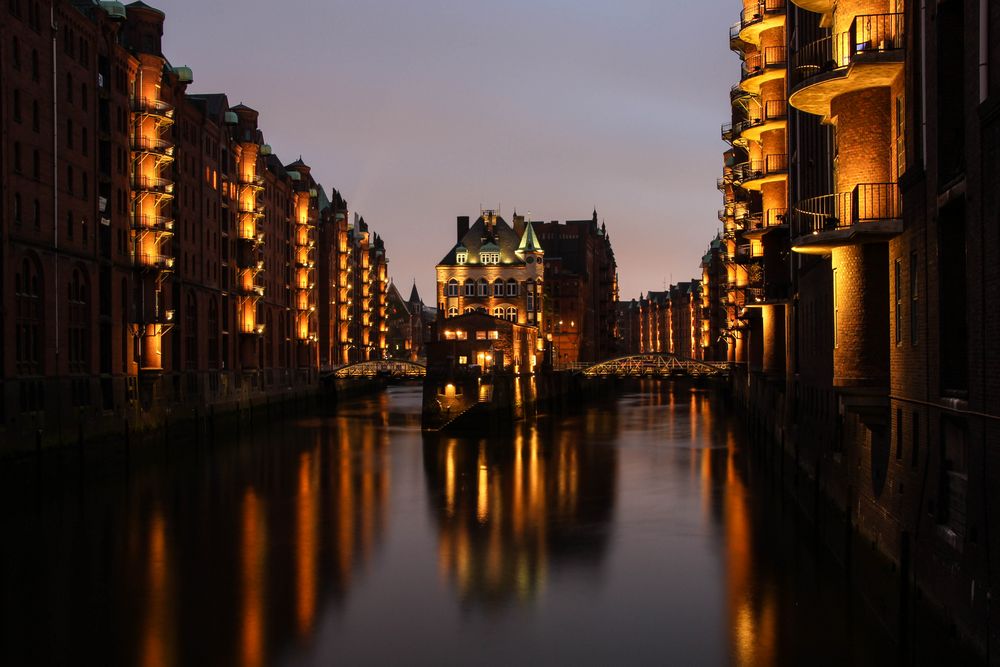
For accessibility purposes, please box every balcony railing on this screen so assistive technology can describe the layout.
[733,154,788,184]
[132,176,174,194]
[790,13,904,89]
[740,0,787,32]
[792,182,900,236]
[131,97,174,118]
[131,136,173,156]
[741,46,787,82]
[135,253,175,270]
[131,214,174,233]
[766,207,788,227]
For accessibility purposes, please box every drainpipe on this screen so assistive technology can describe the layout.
[51,5,59,362]
[981,0,990,103]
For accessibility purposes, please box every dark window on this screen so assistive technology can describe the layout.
[32,199,39,228]
[894,259,902,344]
[911,411,920,468]
[13,193,22,225]
[67,118,73,148]
[66,210,74,239]
[936,0,966,183]
[939,199,967,395]
[68,269,89,373]
[13,141,21,172]
[32,100,38,131]
[910,251,918,345]
[81,127,88,155]
[13,88,21,122]
[32,149,38,179]
[12,36,20,69]
[31,49,38,80]
[895,408,903,459]
[66,165,73,194]
[15,256,43,375]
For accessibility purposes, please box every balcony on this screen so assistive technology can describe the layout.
[743,208,788,237]
[131,214,174,234]
[131,136,174,159]
[132,176,174,198]
[135,252,175,272]
[788,0,833,19]
[131,97,174,122]
[740,46,787,94]
[745,281,790,306]
[732,153,788,190]
[789,14,904,116]
[738,100,788,144]
[791,182,902,253]
[736,0,787,47]
[730,84,754,107]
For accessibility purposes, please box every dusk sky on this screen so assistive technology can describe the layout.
[160,0,735,302]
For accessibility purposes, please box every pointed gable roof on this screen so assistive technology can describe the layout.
[438,215,524,266]
[408,281,421,304]
[516,221,543,254]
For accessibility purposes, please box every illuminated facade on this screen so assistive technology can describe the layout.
[436,211,544,328]
[0,0,390,450]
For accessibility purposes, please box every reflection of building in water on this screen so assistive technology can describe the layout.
[423,424,617,607]
[125,413,390,665]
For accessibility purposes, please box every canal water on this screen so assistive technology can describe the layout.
[0,383,979,665]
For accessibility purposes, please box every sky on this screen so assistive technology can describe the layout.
[159,0,736,302]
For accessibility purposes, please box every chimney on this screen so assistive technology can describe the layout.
[457,216,470,242]
[513,214,526,239]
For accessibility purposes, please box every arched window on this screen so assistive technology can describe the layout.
[447,307,458,317]
[493,278,504,296]
[493,307,504,318]
[506,307,517,322]
[464,278,475,297]
[464,307,475,314]
[446,279,459,297]
[506,279,518,296]
[477,278,488,296]
[184,291,198,370]
[68,267,89,373]
[15,255,43,375]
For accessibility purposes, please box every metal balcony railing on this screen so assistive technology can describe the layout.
[135,253,174,270]
[791,13,904,89]
[740,0,786,32]
[132,176,174,194]
[733,154,788,183]
[742,46,787,82]
[131,214,174,233]
[131,136,173,156]
[131,97,174,117]
[766,208,788,227]
[792,182,901,236]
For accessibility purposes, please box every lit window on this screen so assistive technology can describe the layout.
[456,250,467,264]
[506,307,517,322]
[464,307,475,314]
[455,330,468,340]
[447,307,458,317]
[458,355,468,364]
[493,307,504,318]
[476,331,487,340]
[527,292,534,312]
[447,279,458,297]
[488,330,499,340]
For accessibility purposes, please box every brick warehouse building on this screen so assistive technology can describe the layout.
[534,210,619,365]
[0,0,389,452]
[678,0,1000,654]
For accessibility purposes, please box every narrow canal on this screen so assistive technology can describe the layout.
[0,383,979,665]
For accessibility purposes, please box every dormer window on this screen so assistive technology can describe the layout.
[456,250,467,264]
[480,251,500,264]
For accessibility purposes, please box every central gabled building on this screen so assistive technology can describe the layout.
[436,210,544,328]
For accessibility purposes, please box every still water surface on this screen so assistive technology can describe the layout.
[0,384,972,665]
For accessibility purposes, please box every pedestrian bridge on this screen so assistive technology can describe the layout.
[578,354,729,379]
[328,360,427,380]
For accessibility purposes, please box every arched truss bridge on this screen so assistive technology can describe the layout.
[329,360,427,379]
[579,354,729,379]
